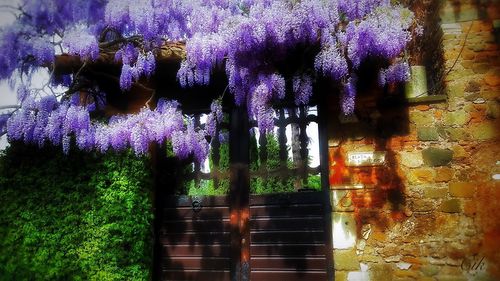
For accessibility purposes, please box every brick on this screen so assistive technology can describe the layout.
[333,249,360,271]
[415,105,430,111]
[435,167,454,182]
[449,182,476,198]
[422,148,453,167]
[417,127,439,141]
[439,199,462,213]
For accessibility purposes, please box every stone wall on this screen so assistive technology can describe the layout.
[328,1,500,280]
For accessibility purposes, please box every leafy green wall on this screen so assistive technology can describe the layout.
[0,144,153,281]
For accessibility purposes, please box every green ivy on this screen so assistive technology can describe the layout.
[0,143,153,281]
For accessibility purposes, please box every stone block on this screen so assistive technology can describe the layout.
[331,191,354,212]
[439,199,462,213]
[335,271,348,281]
[423,186,449,198]
[417,278,437,281]
[435,275,467,281]
[420,265,441,277]
[452,145,468,159]
[332,213,357,249]
[408,168,436,184]
[486,102,499,119]
[394,269,420,279]
[417,127,440,141]
[449,182,476,198]
[400,151,424,168]
[471,272,497,281]
[347,271,369,281]
[334,249,360,271]
[410,111,434,126]
[412,199,436,212]
[470,122,498,140]
[444,111,470,126]
[369,264,393,281]
[464,92,481,101]
[473,63,490,74]
[445,128,469,141]
[422,148,454,167]
[446,83,464,99]
[435,167,454,182]
[484,73,500,86]
[465,81,481,93]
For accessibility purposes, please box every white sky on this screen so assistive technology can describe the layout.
[0,1,20,149]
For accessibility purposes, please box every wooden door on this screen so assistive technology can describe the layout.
[157,104,333,281]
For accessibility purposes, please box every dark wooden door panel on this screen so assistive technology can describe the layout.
[163,257,230,270]
[249,205,323,218]
[250,270,327,281]
[162,269,231,281]
[250,230,324,244]
[163,244,231,257]
[250,217,324,231]
[159,192,330,280]
[248,191,329,280]
[251,257,326,270]
[250,244,325,257]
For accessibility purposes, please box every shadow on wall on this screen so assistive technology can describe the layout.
[323,60,412,237]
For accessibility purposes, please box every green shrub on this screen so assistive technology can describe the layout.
[0,143,153,281]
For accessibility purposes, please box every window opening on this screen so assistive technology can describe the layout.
[176,112,231,196]
[249,105,321,194]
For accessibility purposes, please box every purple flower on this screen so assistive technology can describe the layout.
[120,64,133,90]
[64,24,99,61]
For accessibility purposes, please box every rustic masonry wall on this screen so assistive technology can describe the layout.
[329,1,500,281]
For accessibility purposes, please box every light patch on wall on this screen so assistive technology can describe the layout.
[332,213,356,249]
[347,271,369,281]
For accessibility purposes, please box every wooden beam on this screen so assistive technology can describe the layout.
[51,42,186,75]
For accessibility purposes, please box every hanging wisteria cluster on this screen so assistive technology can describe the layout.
[0,0,417,162]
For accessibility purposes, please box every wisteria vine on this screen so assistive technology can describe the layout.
[0,0,418,162]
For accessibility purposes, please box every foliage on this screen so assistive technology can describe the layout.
[250,132,294,194]
[0,143,153,281]
[186,130,230,196]
[0,0,417,163]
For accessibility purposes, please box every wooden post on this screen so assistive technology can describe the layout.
[318,96,335,281]
[229,106,250,281]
